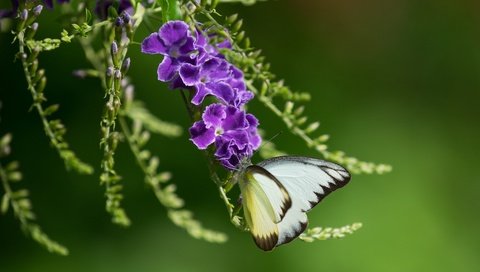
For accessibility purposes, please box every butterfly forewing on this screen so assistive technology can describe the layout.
[257,156,351,246]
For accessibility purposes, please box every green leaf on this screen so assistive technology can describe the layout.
[1,193,9,214]
[85,8,92,24]
[125,102,182,137]
[0,133,12,148]
[160,0,182,23]
[43,104,59,116]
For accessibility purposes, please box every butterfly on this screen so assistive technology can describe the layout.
[236,156,351,251]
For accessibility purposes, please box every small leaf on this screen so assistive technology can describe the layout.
[125,102,182,137]
[11,189,29,199]
[85,8,92,24]
[305,122,320,134]
[160,0,181,23]
[6,161,19,171]
[0,133,12,148]
[43,104,59,116]
[1,194,10,214]
[8,171,22,182]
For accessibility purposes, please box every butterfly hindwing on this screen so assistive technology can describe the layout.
[247,165,292,222]
[239,169,287,251]
[257,156,351,246]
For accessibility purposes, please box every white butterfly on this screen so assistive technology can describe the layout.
[236,156,351,251]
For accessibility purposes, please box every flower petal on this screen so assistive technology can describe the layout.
[217,39,232,49]
[157,57,179,82]
[191,84,211,105]
[179,63,201,86]
[159,21,190,47]
[44,0,54,8]
[209,82,234,105]
[223,130,250,149]
[202,104,226,129]
[169,75,186,89]
[203,59,230,80]
[234,89,254,106]
[214,138,247,170]
[178,37,195,56]
[221,106,247,131]
[189,121,215,149]
[246,114,262,149]
[142,32,168,55]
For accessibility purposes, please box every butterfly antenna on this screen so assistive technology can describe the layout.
[252,131,283,157]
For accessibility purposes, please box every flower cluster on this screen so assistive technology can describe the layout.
[95,0,133,20]
[0,0,68,20]
[0,0,70,22]
[141,21,261,169]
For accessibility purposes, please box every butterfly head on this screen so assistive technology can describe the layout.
[229,156,253,185]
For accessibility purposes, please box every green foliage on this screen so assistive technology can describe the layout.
[160,0,182,22]
[15,12,93,175]
[124,102,183,137]
[98,21,135,227]
[119,114,227,243]
[3,0,391,253]
[299,223,363,242]
[219,0,266,5]
[26,38,62,51]
[0,134,68,255]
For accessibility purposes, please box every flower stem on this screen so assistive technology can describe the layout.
[17,31,93,174]
[177,90,243,229]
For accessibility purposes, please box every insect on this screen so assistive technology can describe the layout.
[236,156,351,251]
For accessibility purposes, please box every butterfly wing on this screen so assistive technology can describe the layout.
[257,156,351,246]
[239,166,292,251]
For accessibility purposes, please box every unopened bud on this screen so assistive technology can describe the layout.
[111,41,119,66]
[20,9,28,21]
[33,5,43,16]
[226,14,238,25]
[111,41,118,55]
[106,66,114,87]
[114,17,124,27]
[37,77,47,94]
[124,84,134,104]
[30,59,38,75]
[121,57,130,74]
[114,69,122,79]
[114,69,122,92]
[34,69,45,83]
[25,22,38,40]
[27,47,40,63]
[72,70,87,79]
[121,12,131,25]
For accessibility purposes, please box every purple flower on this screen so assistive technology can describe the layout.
[1,0,69,20]
[142,21,195,58]
[142,21,262,169]
[141,21,196,84]
[190,104,261,169]
[179,57,231,105]
[44,0,70,9]
[0,0,18,19]
[95,0,133,20]
[141,21,253,107]
[179,59,253,106]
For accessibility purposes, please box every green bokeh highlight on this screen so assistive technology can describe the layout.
[1,1,479,271]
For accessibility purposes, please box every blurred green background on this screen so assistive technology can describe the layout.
[1,0,480,271]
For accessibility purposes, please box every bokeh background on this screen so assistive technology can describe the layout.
[1,0,480,271]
